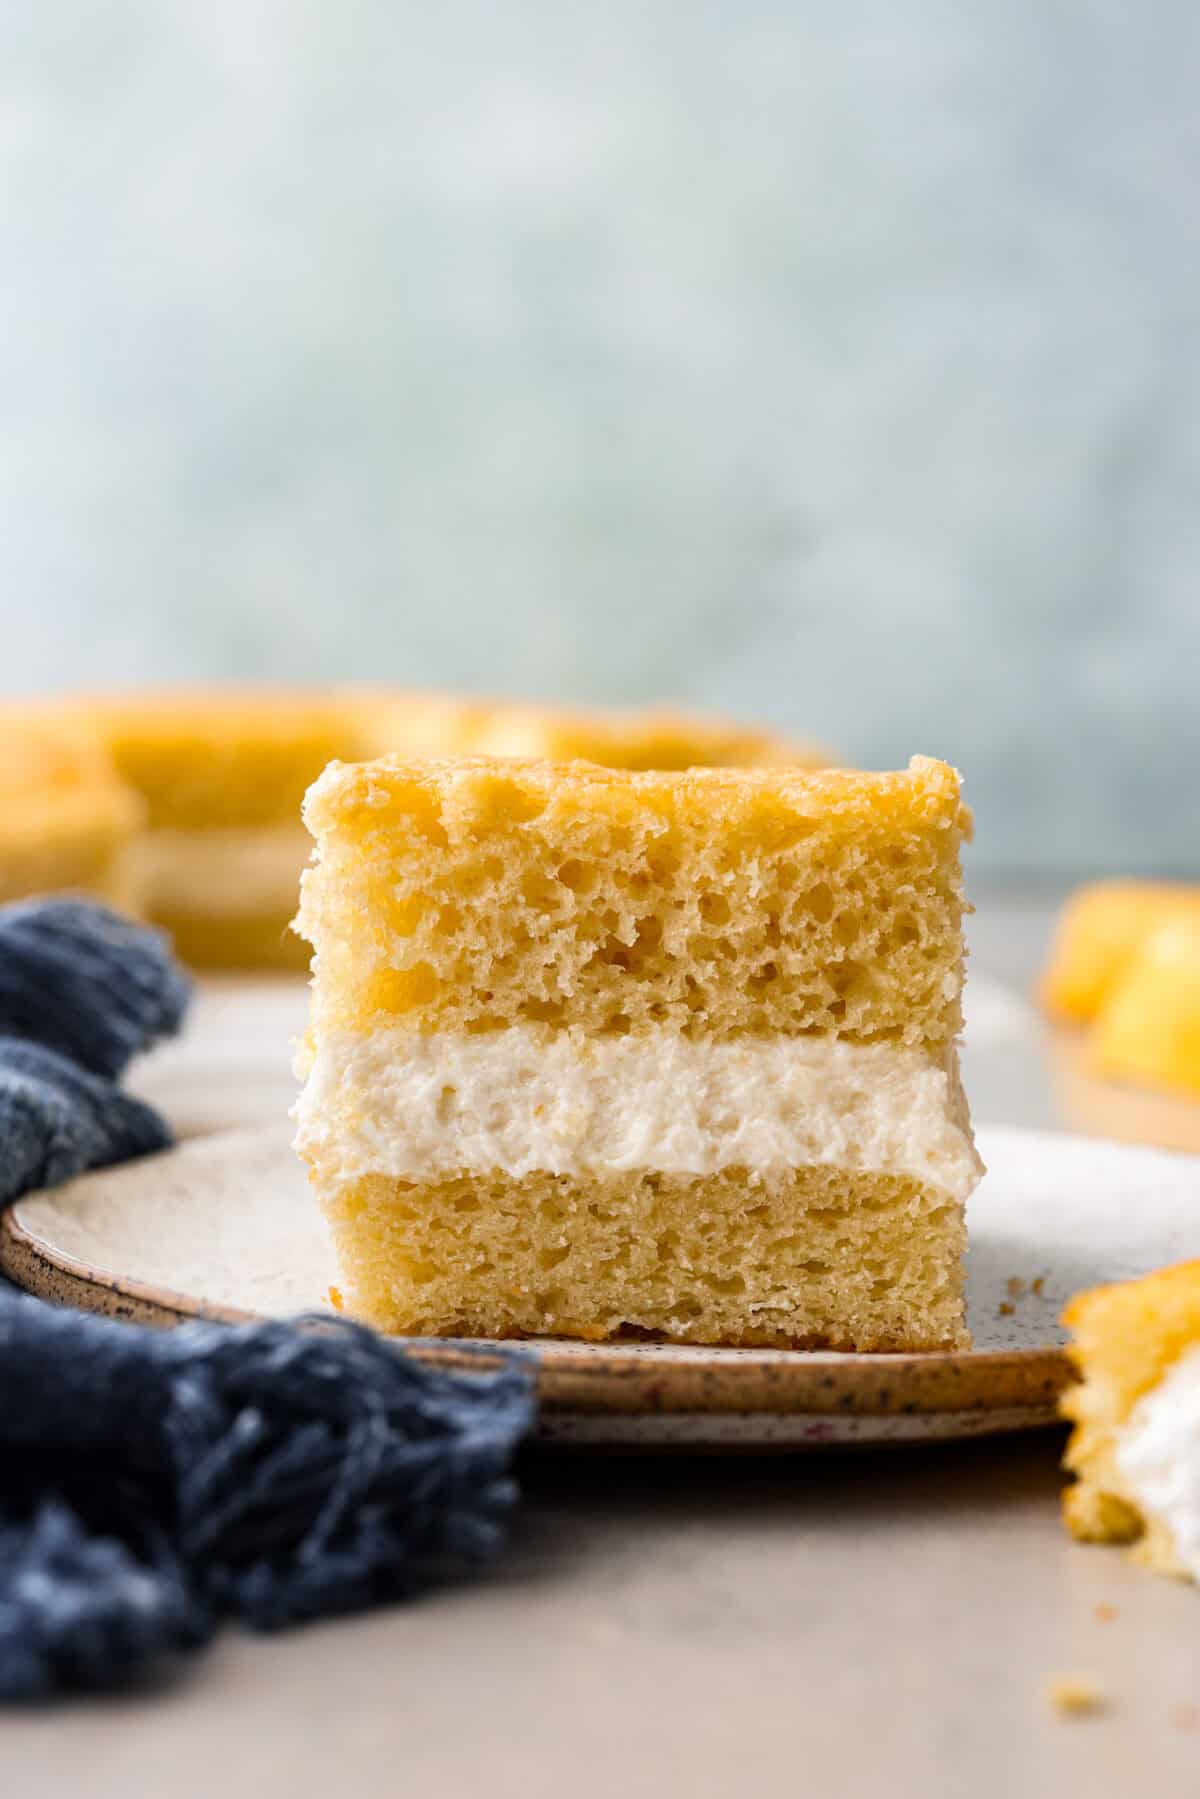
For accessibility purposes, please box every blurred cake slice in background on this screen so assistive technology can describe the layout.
[294,752,979,1350]
[1042,878,1200,1148]
[79,690,358,971]
[458,698,826,770]
[1040,879,1200,1025]
[348,690,828,771]
[0,710,143,909]
[1062,1261,1200,1582]
[1091,917,1200,1097]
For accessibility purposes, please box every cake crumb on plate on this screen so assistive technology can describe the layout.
[1045,1674,1108,1718]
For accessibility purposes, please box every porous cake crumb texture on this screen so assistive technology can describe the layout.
[325,1164,968,1351]
[299,756,966,1047]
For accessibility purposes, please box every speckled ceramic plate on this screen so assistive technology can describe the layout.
[5,1122,1199,1447]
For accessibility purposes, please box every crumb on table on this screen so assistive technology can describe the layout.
[1169,1702,1199,1733]
[1031,1275,1046,1296]
[1006,1276,1026,1299]
[328,1284,344,1312]
[1093,1603,1117,1624]
[1045,1674,1108,1719]
[998,1301,1015,1317]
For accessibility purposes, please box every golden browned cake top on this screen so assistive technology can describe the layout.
[305,750,957,839]
[299,753,967,1047]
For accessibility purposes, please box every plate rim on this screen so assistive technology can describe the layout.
[0,1196,1070,1422]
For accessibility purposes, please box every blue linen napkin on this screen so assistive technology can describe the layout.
[0,900,534,1700]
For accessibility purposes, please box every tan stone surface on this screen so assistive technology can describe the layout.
[5,1440,1200,1798]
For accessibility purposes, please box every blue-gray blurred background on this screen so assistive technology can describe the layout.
[2,2,1198,874]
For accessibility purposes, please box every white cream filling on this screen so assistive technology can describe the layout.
[135,826,312,917]
[1116,1345,1200,1578]
[294,1026,983,1197]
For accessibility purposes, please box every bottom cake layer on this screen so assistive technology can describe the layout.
[318,1164,969,1351]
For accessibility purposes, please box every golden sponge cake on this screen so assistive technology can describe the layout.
[294,753,980,1350]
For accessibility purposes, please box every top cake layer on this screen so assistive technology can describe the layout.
[298,753,966,1047]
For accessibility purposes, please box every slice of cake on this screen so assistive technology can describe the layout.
[0,711,143,909]
[1062,1262,1200,1581]
[294,753,981,1350]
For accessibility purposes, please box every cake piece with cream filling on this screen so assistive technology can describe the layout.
[294,753,980,1350]
[1062,1260,1200,1581]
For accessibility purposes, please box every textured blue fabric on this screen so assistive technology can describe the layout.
[0,899,536,1700]
[0,1500,202,1700]
[0,1291,535,1699]
[0,1037,171,1204]
[0,899,190,1079]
